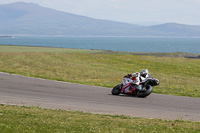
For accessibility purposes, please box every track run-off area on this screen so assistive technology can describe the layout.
[0,72,200,121]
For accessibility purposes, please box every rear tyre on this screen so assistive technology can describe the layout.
[136,85,152,98]
[111,84,123,95]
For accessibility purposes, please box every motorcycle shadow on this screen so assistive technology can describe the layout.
[108,94,142,98]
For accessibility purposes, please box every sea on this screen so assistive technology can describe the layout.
[0,36,200,54]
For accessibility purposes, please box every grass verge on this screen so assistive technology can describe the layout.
[0,45,200,97]
[0,104,200,133]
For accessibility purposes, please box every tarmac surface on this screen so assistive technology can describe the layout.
[0,72,200,121]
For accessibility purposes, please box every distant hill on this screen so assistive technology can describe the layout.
[148,23,200,37]
[0,2,200,37]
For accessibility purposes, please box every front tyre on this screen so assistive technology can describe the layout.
[136,85,153,98]
[111,84,123,95]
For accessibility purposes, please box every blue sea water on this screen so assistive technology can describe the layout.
[0,36,200,53]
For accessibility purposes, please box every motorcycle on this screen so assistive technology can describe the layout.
[111,77,159,98]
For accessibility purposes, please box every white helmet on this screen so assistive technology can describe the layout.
[141,69,149,77]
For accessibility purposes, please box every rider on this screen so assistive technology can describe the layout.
[121,69,150,93]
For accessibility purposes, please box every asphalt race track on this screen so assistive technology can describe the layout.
[0,72,200,121]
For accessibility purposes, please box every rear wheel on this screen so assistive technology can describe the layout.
[136,85,152,98]
[111,84,123,95]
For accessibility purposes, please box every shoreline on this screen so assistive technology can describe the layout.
[1,34,200,38]
[0,44,200,59]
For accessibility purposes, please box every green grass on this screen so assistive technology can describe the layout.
[0,45,104,53]
[0,45,200,97]
[0,104,200,133]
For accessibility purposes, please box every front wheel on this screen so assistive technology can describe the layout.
[111,84,123,95]
[136,85,153,98]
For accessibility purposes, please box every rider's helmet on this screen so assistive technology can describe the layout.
[141,69,149,77]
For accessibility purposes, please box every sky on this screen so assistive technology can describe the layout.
[0,0,200,26]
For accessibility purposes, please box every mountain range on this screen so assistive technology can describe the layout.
[1,2,200,37]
